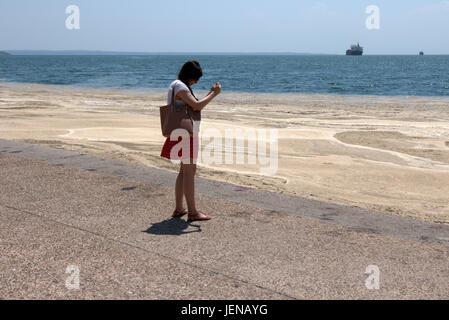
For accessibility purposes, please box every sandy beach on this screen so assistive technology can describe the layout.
[1,81,449,224]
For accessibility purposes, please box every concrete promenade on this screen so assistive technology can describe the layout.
[0,139,448,299]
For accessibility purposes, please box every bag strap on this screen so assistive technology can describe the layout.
[170,82,176,112]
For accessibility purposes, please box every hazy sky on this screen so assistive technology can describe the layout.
[1,0,448,54]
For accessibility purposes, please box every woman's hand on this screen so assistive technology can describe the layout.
[210,83,218,92]
[211,82,222,95]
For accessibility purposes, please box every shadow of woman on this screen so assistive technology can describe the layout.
[142,218,201,236]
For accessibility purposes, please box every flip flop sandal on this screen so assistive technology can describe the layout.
[187,212,212,222]
[172,209,188,218]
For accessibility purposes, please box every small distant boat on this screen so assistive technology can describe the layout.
[419,51,424,56]
[346,43,363,56]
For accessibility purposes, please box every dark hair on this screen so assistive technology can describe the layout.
[178,61,202,100]
[178,60,203,83]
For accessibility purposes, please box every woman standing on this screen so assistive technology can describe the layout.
[160,61,221,221]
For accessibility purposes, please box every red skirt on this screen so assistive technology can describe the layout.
[160,135,199,162]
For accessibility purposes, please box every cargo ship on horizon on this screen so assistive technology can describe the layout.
[346,43,363,56]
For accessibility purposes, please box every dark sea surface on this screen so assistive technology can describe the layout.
[0,55,448,96]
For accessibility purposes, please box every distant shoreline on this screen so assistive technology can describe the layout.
[4,50,330,56]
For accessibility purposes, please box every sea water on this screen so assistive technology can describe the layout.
[0,54,448,97]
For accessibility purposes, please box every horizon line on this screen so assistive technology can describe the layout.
[2,50,447,56]
[2,50,329,55]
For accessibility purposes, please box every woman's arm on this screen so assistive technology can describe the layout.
[176,83,221,111]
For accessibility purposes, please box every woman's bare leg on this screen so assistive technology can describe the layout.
[182,162,198,214]
[175,164,185,211]
[182,161,211,220]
